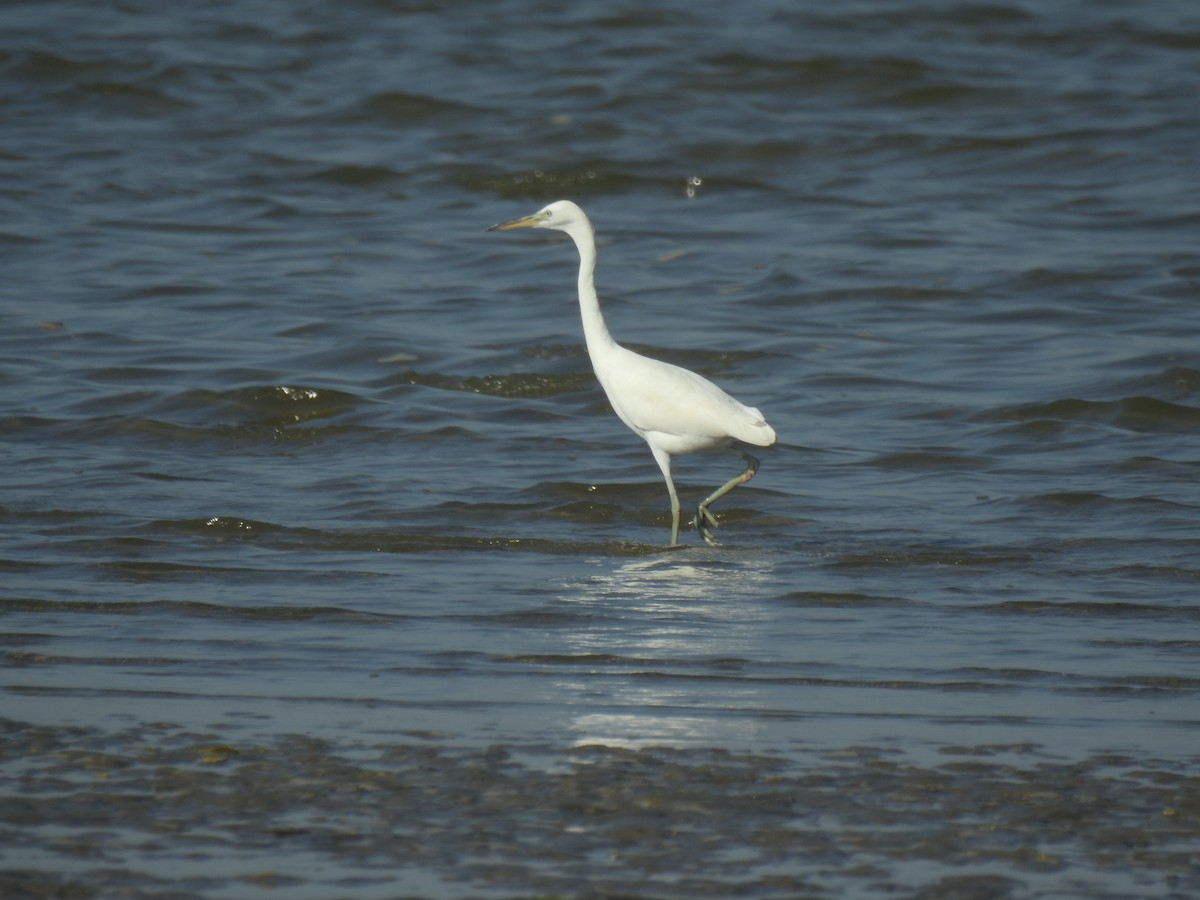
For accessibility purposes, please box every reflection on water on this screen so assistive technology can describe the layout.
[573,555,779,620]
[557,554,780,748]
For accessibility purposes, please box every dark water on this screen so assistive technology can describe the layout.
[2,0,1199,897]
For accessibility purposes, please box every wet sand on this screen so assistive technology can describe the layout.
[3,718,1196,898]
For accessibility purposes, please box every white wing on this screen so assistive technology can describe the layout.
[595,346,776,453]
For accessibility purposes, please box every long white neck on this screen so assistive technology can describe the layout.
[565,217,618,356]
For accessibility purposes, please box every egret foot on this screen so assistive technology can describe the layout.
[694,451,760,545]
[697,506,721,546]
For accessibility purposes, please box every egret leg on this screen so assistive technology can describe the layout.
[696,450,760,546]
[649,445,681,547]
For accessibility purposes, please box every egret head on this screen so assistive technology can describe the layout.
[488,199,587,234]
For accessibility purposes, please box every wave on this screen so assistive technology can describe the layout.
[982,395,1200,434]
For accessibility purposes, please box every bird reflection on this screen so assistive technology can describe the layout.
[552,555,778,749]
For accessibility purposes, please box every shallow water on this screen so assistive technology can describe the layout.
[2,0,1199,897]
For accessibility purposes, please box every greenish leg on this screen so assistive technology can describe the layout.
[696,451,760,546]
[668,488,681,547]
[650,445,682,547]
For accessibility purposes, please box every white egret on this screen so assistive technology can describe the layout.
[488,200,775,546]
